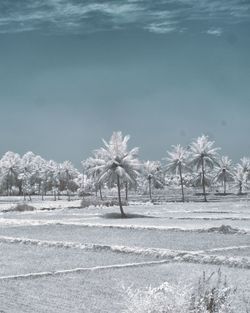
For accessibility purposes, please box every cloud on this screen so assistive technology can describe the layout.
[206,28,223,36]
[0,0,249,35]
[145,22,177,34]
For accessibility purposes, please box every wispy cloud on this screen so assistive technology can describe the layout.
[145,22,177,34]
[206,28,223,36]
[0,0,249,35]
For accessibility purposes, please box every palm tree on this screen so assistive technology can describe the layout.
[234,164,248,195]
[92,132,140,217]
[240,157,250,184]
[82,156,104,200]
[189,135,220,202]
[165,145,189,202]
[143,161,163,201]
[214,156,234,194]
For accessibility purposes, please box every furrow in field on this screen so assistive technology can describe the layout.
[0,218,248,234]
[0,260,168,281]
[1,236,249,270]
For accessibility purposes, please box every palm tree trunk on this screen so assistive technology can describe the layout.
[223,175,227,195]
[239,181,242,195]
[201,156,207,202]
[179,165,185,202]
[117,175,126,217]
[125,182,128,201]
[149,177,152,201]
[99,185,103,201]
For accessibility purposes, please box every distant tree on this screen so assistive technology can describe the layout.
[33,155,49,200]
[59,161,79,201]
[46,160,60,201]
[189,135,220,202]
[234,164,248,195]
[83,155,105,200]
[90,131,140,217]
[239,157,250,184]
[19,151,38,200]
[0,151,22,196]
[165,145,189,202]
[143,161,163,201]
[214,156,234,194]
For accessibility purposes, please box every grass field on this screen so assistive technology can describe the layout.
[0,196,249,312]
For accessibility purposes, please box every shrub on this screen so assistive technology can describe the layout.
[81,197,127,208]
[4,203,36,213]
[123,270,245,313]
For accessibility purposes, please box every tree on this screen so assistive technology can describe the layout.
[214,156,234,194]
[189,135,220,202]
[239,157,250,184]
[234,164,248,195]
[59,161,79,201]
[46,160,60,201]
[165,145,189,202]
[143,161,163,201]
[83,155,105,200]
[19,151,38,200]
[91,131,140,217]
[0,151,22,196]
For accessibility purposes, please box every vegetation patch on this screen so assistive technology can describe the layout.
[4,203,36,213]
[81,197,128,209]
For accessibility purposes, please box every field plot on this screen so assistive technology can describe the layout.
[0,199,250,312]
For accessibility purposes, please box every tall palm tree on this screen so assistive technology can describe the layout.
[165,145,189,202]
[92,132,140,217]
[189,135,220,202]
[214,156,234,194]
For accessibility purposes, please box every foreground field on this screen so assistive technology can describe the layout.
[0,197,249,312]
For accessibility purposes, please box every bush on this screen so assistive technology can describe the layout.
[123,270,245,313]
[4,203,36,213]
[81,197,128,208]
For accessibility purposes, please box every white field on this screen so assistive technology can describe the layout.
[0,197,250,312]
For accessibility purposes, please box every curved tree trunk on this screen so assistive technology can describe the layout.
[179,165,185,202]
[117,175,126,218]
[201,156,207,202]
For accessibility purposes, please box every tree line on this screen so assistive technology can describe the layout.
[0,132,249,216]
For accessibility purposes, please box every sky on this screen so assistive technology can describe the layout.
[0,0,250,167]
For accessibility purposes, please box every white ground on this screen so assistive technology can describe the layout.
[0,197,249,312]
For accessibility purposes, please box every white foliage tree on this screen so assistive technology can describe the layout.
[82,155,105,199]
[19,151,38,200]
[189,135,220,202]
[90,131,140,217]
[239,157,250,185]
[214,156,234,194]
[143,160,163,201]
[59,161,79,201]
[233,164,248,195]
[0,151,22,196]
[165,145,189,202]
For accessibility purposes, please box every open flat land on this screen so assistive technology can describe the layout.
[0,196,249,312]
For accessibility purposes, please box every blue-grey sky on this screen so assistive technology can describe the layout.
[0,0,250,167]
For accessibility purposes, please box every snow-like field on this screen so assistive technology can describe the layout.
[0,197,249,312]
